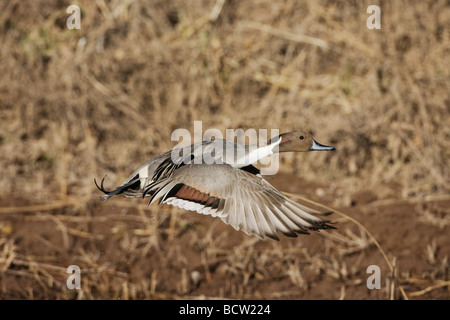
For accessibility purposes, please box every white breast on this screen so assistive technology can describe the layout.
[233,136,281,168]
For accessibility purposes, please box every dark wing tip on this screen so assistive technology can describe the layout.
[316,211,334,216]
[281,231,298,238]
[308,211,337,231]
[265,233,280,241]
[324,221,338,229]
[315,220,337,231]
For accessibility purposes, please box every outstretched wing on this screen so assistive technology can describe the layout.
[142,163,334,240]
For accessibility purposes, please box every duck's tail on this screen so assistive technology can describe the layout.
[94,175,141,200]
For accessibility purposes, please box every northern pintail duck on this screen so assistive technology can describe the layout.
[96,131,336,240]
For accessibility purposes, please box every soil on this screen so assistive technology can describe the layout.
[1,173,448,300]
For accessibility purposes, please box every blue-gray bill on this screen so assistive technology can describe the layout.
[309,139,335,151]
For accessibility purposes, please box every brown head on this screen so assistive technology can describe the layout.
[272,131,335,153]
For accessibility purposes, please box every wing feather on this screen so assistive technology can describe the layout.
[134,164,334,240]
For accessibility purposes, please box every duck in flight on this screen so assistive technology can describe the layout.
[95,131,336,240]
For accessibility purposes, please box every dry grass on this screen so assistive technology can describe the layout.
[1,0,449,196]
[0,0,449,300]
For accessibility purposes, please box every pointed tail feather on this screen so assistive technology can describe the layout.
[94,175,140,200]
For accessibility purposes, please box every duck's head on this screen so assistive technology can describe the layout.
[275,131,335,153]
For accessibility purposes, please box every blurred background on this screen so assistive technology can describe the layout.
[0,0,449,299]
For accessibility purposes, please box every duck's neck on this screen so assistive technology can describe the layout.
[268,135,283,153]
[232,136,282,168]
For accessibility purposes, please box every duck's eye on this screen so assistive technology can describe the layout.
[299,136,304,140]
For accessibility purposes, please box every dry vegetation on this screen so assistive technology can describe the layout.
[0,0,449,300]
